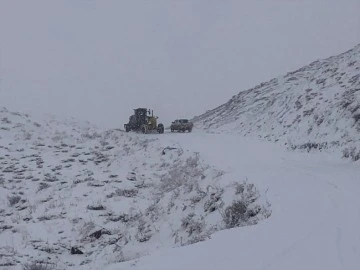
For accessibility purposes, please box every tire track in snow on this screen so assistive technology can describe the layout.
[257,216,329,270]
[336,227,345,269]
[327,176,360,270]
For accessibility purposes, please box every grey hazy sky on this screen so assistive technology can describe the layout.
[0,0,359,128]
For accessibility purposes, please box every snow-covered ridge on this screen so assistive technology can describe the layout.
[193,44,360,159]
[0,108,270,269]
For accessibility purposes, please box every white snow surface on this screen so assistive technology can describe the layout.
[0,108,269,269]
[1,107,359,270]
[193,44,360,158]
[107,133,360,270]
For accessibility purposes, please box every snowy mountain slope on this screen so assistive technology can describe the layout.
[1,107,360,270]
[193,44,360,159]
[107,133,360,270]
[0,108,270,270]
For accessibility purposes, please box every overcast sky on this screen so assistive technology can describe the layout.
[0,0,359,128]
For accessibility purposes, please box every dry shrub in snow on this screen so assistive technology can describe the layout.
[115,188,138,198]
[342,146,360,161]
[181,213,205,237]
[222,181,266,229]
[87,203,105,211]
[23,262,53,270]
[159,153,206,193]
[8,195,21,206]
[136,217,153,242]
[37,182,50,192]
[223,200,247,228]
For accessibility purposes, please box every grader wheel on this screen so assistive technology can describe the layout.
[141,125,148,134]
[157,124,164,134]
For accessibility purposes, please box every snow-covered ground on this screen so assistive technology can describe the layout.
[2,44,360,270]
[1,106,359,270]
[108,132,360,270]
[0,108,270,270]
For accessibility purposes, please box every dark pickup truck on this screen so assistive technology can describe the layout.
[170,119,193,132]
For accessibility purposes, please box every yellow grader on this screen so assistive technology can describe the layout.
[124,108,164,134]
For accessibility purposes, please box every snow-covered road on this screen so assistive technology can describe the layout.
[109,131,360,270]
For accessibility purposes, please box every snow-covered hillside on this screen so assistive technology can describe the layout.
[193,44,360,159]
[0,108,270,269]
[1,106,360,270]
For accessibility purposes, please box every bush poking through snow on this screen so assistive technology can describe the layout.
[136,218,153,242]
[223,200,248,228]
[290,142,329,152]
[204,187,224,213]
[222,181,265,228]
[71,247,84,255]
[159,153,207,193]
[181,213,205,237]
[37,182,50,192]
[89,229,111,239]
[8,195,21,206]
[23,262,53,270]
[115,188,138,198]
[87,204,105,211]
[342,146,360,161]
